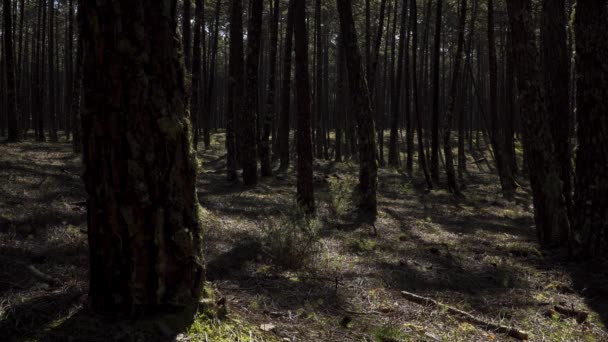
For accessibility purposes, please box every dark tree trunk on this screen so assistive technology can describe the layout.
[388,0,407,168]
[205,0,221,149]
[278,0,296,171]
[4,0,20,142]
[191,0,204,149]
[48,0,57,142]
[541,0,573,221]
[573,0,608,257]
[506,0,570,247]
[488,0,516,198]
[430,0,442,182]
[335,35,345,163]
[337,0,378,215]
[80,0,205,312]
[241,0,263,185]
[227,0,245,181]
[71,4,83,153]
[294,0,315,212]
[183,0,192,73]
[442,0,466,196]
[261,0,279,177]
[412,0,432,189]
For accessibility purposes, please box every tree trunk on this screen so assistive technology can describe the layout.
[48,0,57,142]
[337,0,378,215]
[506,0,570,247]
[80,0,205,312]
[278,0,296,171]
[227,0,245,181]
[573,0,608,257]
[191,0,204,149]
[388,0,407,168]
[541,0,573,221]
[412,0,432,189]
[205,0,221,149]
[488,0,516,198]
[294,0,315,212]
[442,0,466,196]
[241,0,263,185]
[430,0,442,182]
[4,0,20,142]
[260,0,279,177]
[71,4,83,153]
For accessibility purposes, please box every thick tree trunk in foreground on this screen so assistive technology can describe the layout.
[573,0,608,257]
[242,0,263,185]
[443,0,466,196]
[80,0,205,312]
[294,0,315,212]
[4,0,21,142]
[541,0,573,220]
[506,0,570,247]
[337,0,378,215]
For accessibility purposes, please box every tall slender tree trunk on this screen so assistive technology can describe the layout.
[430,0,442,182]
[412,0,432,189]
[192,0,204,149]
[80,0,205,312]
[71,4,83,153]
[488,0,516,198]
[278,0,296,171]
[337,0,378,215]
[573,0,608,257]
[388,0,407,168]
[227,0,245,181]
[261,0,279,177]
[205,0,220,149]
[506,0,570,247]
[442,0,466,196]
[4,0,20,142]
[241,0,263,185]
[294,0,315,212]
[48,0,57,142]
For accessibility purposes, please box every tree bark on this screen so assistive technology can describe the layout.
[541,0,573,220]
[488,0,516,199]
[241,0,263,185]
[227,0,245,181]
[442,0,466,197]
[573,0,608,257]
[337,0,378,215]
[388,0,407,168]
[430,0,442,182]
[278,0,296,171]
[260,0,279,177]
[4,0,20,142]
[294,0,315,212]
[80,0,205,312]
[506,0,570,247]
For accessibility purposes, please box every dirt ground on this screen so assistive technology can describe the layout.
[1,135,607,342]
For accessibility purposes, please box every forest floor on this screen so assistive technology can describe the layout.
[1,133,607,342]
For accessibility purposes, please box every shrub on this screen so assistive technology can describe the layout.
[261,208,321,270]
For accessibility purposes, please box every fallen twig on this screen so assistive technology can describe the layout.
[401,290,529,340]
[27,265,60,286]
[554,305,588,323]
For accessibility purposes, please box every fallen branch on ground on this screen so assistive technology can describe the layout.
[27,265,60,286]
[401,290,529,340]
[554,305,588,323]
